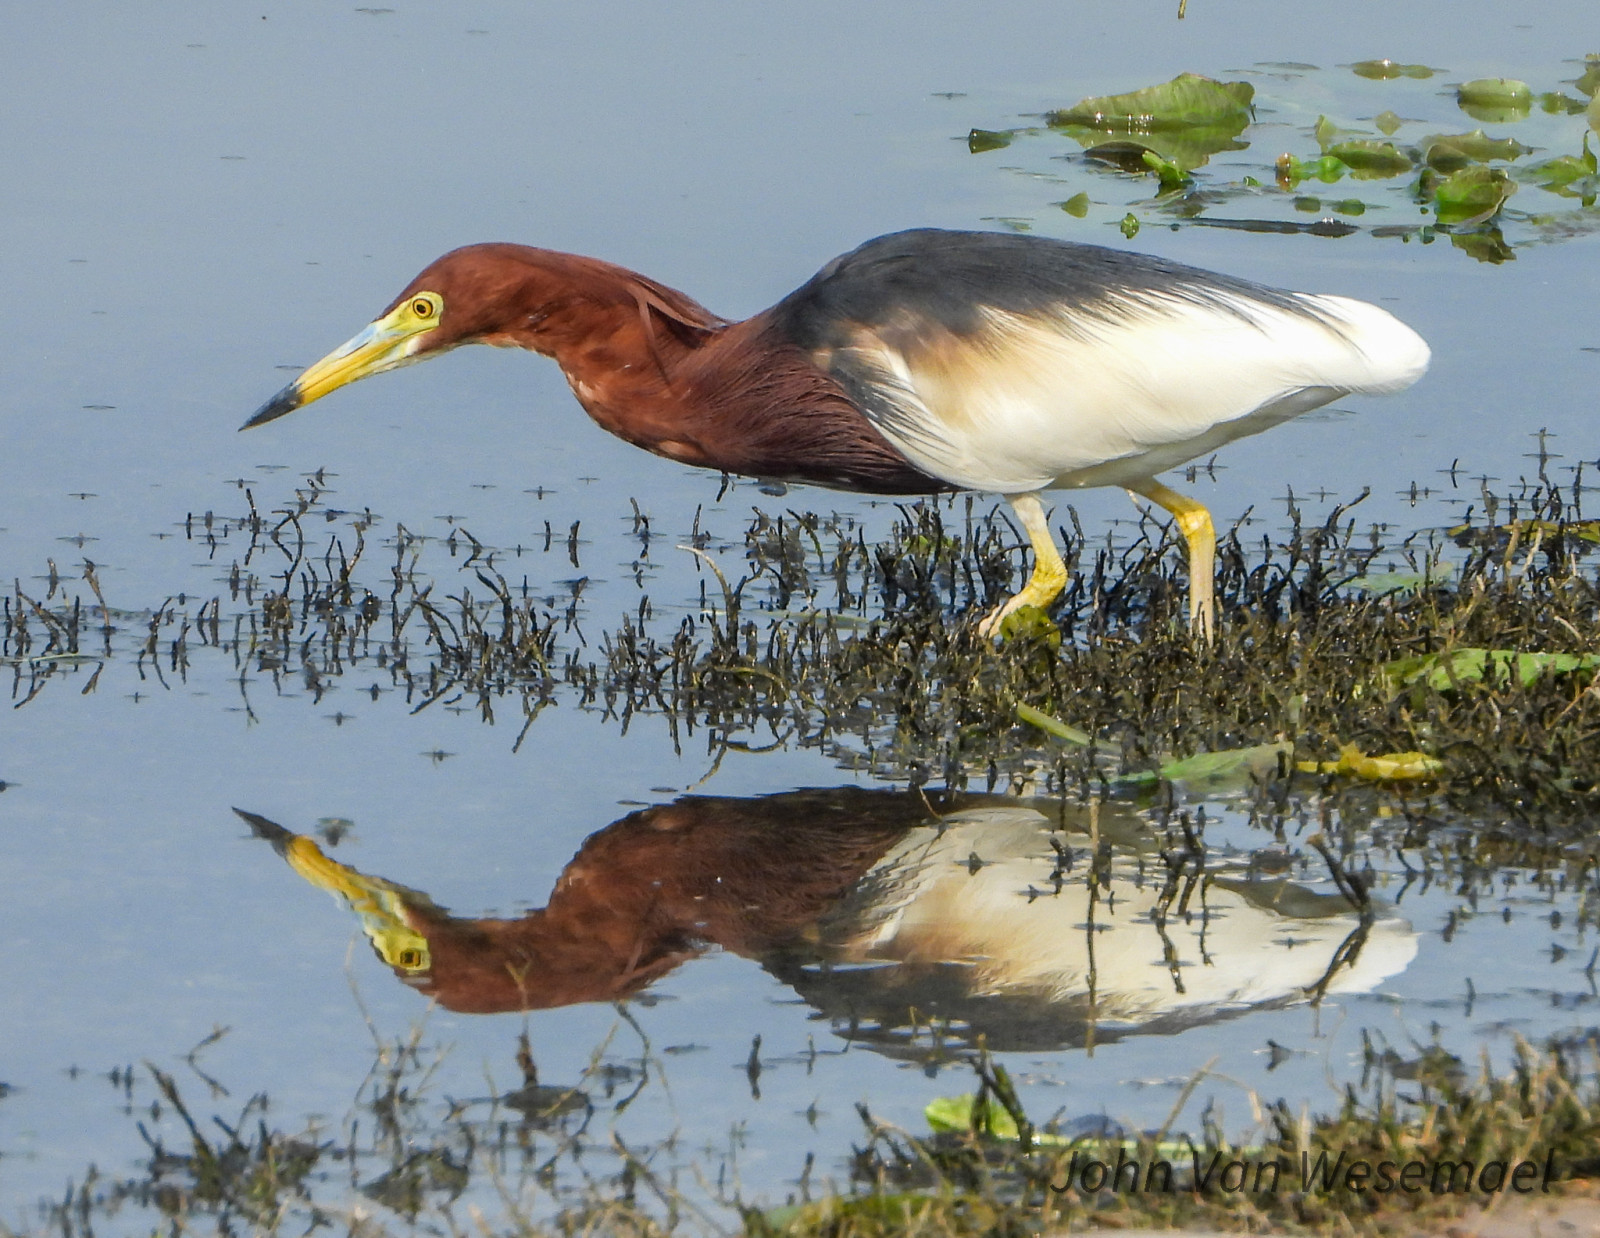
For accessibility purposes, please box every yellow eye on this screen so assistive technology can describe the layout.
[411,296,436,319]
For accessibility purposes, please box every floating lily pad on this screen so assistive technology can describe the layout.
[1156,741,1292,785]
[1374,109,1404,135]
[1457,78,1533,123]
[925,1095,1051,1143]
[1312,114,1353,150]
[1277,153,1350,186]
[1417,130,1533,169]
[967,128,1014,153]
[1047,72,1254,130]
[1047,73,1254,170]
[1083,140,1200,191]
[1344,565,1452,595]
[1539,92,1590,116]
[1383,648,1600,693]
[1326,139,1415,178]
[967,57,1597,264]
[1450,515,1600,548]
[1429,165,1517,226]
[1084,139,1168,172]
[925,1096,1195,1159]
[1351,59,1434,81]
[1574,54,1600,100]
[1449,227,1516,263]
[1524,135,1599,200]
[1142,148,1191,192]
[1117,740,1292,790]
[1058,191,1091,217]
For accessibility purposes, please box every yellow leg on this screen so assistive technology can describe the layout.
[1127,479,1215,642]
[978,492,1069,638]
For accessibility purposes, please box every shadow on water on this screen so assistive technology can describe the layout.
[237,788,1414,1053]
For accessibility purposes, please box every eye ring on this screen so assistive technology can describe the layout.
[411,296,436,320]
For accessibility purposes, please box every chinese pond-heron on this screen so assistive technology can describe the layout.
[245,229,1429,638]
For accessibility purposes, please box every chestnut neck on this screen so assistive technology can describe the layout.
[400,242,948,494]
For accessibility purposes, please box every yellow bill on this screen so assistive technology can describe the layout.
[241,291,443,429]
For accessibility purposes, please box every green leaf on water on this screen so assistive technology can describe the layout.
[1449,227,1515,264]
[1120,212,1141,238]
[1016,703,1091,746]
[1276,153,1348,185]
[1058,191,1091,217]
[1047,73,1254,170]
[1048,72,1253,129]
[1429,165,1517,226]
[968,128,1014,153]
[1574,54,1600,100]
[1538,92,1590,116]
[926,1094,1027,1140]
[1382,648,1600,693]
[1456,78,1533,123]
[1450,516,1600,548]
[1350,59,1434,81]
[1325,139,1415,178]
[1084,139,1168,172]
[1118,740,1293,790]
[924,1096,1194,1158]
[1155,741,1293,785]
[1141,148,1191,192]
[1523,134,1599,199]
[1417,130,1533,169]
[1374,109,1404,136]
[1344,565,1452,595]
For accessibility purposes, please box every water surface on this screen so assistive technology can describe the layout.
[3,0,1598,1227]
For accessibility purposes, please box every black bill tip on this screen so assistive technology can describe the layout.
[231,807,294,855]
[240,384,302,431]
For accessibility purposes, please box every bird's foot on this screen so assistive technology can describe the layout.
[977,579,1064,641]
[980,493,1070,641]
[977,596,1026,640]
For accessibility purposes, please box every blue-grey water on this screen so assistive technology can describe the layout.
[3,0,1598,1228]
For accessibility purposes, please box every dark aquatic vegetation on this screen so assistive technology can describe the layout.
[12,461,1600,825]
[28,1025,1600,1236]
[1349,59,1437,81]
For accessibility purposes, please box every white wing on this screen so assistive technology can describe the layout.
[831,288,1430,493]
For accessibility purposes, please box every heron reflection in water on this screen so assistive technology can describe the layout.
[236,790,1414,1053]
